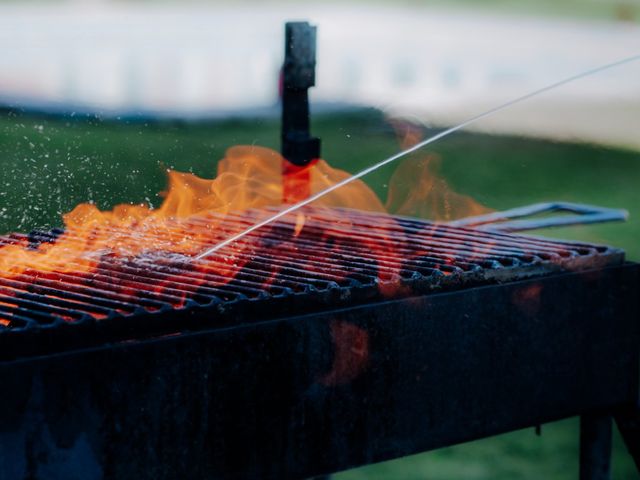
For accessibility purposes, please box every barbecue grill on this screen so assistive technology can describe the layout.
[1,21,639,480]
[0,206,627,358]
[1,206,638,479]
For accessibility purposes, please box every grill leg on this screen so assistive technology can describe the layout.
[614,404,640,472]
[580,413,612,480]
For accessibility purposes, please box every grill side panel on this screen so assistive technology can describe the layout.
[0,264,637,480]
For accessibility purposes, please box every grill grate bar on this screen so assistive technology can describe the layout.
[0,208,622,329]
[194,211,583,260]
[33,215,546,273]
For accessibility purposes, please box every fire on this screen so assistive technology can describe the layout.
[387,118,491,221]
[385,154,491,221]
[0,146,387,282]
[293,213,306,237]
[0,133,491,306]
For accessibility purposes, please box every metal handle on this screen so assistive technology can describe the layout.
[448,202,628,233]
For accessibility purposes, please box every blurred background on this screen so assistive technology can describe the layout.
[0,0,638,478]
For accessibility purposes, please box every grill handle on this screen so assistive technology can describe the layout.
[448,202,628,233]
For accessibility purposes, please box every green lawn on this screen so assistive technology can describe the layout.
[0,109,638,478]
[334,417,637,480]
[180,0,640,23]
[386,0,640,23]
[1,109,638,258]
[1,0,636,26]
[56,0,640,23]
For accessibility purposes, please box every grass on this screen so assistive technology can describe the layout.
[334,417,637,480]
[1,109,638,258]
[1,0,636,23]
[0,109,638,478]
[380,0,640,23]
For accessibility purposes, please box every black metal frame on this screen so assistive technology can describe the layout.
[1,264,637,479]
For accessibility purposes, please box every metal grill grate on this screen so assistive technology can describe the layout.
[0,207,623,359]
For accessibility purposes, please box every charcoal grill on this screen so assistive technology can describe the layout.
[0,207,638,479]
[1,20,639,480]
[0,207,627,358]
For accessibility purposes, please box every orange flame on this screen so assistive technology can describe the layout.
[385,154,491,221]
[0,133,491,306]
[0,146,387,281]
[387,118,491,221]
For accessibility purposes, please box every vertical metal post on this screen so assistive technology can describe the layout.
[614,405,640,472]
[281,21,321,166]
[580,413,613,480]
